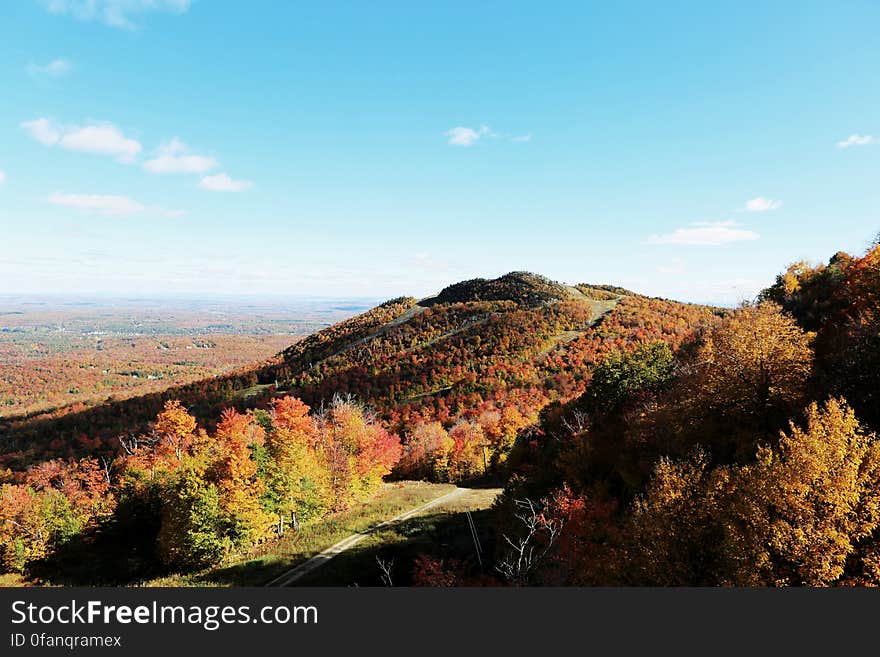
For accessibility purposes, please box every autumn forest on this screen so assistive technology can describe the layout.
[2,244,880,587]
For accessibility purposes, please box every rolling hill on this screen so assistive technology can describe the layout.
[0,271,719,470]
[9,246,880,587]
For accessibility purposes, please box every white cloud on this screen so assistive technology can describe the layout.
[445,125,531,146]
[48,192,184,218]
[745,197,782,212]
[49,193,145,216]
[445,124,492,146]
[144,138,217,174]
[199,173,252,192]
[27,58,72,77]
[22,118,142,163]
[60,124,142,162]
[837,134,875,149]
[21,118,61,145]
[647,221,760,246]
[0,170,6,185]
[44,0,191,29]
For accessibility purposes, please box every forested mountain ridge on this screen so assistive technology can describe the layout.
[15,240,880,588]
[0,270,724,582]
[0,272,718,472]
[486,242,880,587]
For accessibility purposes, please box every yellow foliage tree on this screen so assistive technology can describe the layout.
[265,397,331,527]
[678,301,814,458]
[448,420,487,481]
[208,409,274,548]
[155,399,197,462]
[747,398,880,585]
[628,399,880,586]
[0,485,85,573]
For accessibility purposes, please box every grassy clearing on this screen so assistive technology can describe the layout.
[536,297,619,359]
[144,480,455,587]
[293,487,501,587]
[586,298,620,318]
[231,383,273,399]
[0,573,29,588]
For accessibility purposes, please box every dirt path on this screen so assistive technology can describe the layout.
[264,487,469,587]
[537,296,619,357]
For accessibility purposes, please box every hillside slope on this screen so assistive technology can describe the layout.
[485,243,880,587]
[0,272,720,469]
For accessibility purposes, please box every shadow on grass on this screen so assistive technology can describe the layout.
[27,527,168,587]
[458,475,507,489]
[189,558,293,587]
[292,506,498,587]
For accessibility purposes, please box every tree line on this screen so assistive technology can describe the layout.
[469,243,880,586]
[0,395,400,578]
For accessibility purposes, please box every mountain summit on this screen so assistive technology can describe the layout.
[420,272,572,307]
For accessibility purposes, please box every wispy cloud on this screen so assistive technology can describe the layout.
[143,138,217,174]
[0,170,6,186]
[43,0,192,29]
[48,192,184,218]
[27,58,72,77]
[647,221,760,246]
[21,118,61,146]
[22,118,142,163]
[745,197,782,212]
[60,124,141,162]
[837,134,875,149]
[49,192,145,216]
[199,173,252,192]
[445,125,492,146]
[445,125,532,146]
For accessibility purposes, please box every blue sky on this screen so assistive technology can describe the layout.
[1,1,878,304]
